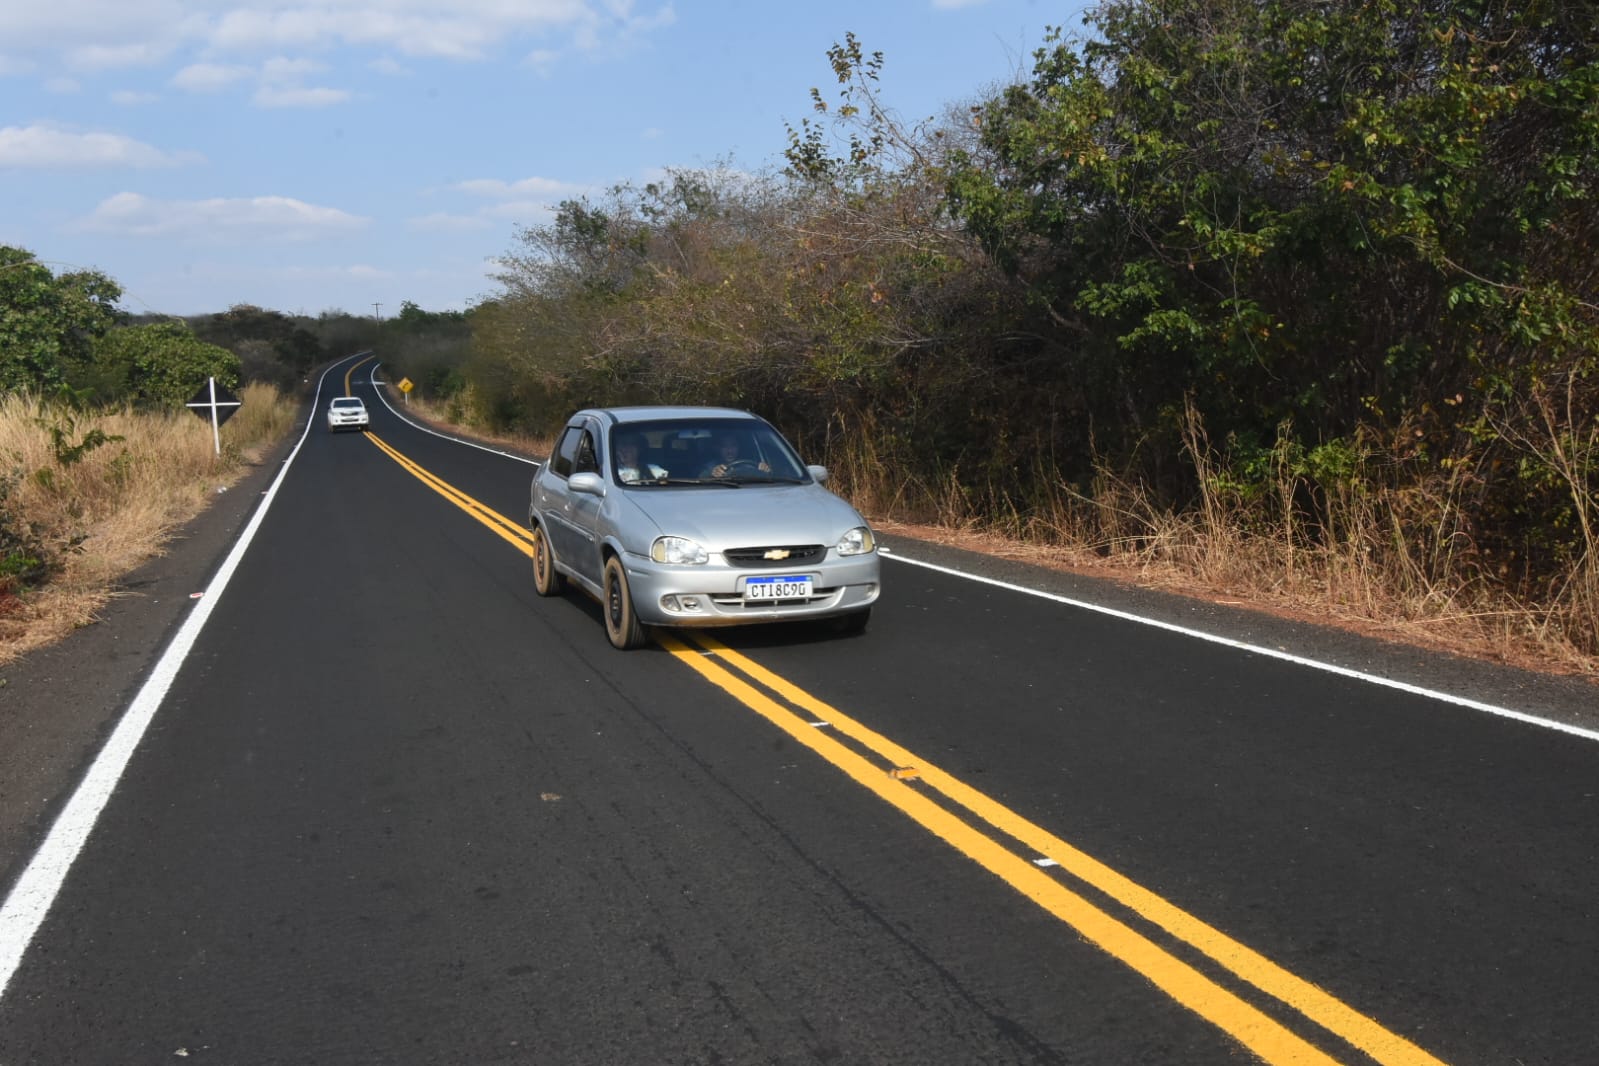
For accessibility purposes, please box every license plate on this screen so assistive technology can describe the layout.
[743,575,812,601]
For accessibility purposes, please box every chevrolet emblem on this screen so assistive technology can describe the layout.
[763,549,791,561]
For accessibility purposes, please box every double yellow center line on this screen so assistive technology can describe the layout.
[664,633,1447,1066]
[365,432,535,555]
[362,428,1450,1066]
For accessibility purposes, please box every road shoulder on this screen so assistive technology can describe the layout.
[876,532,1599,737]
[0,424,301,897]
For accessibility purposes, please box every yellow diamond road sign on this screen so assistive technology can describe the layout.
[398,377,414,393]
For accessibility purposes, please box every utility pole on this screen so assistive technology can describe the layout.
[372,302,382,320]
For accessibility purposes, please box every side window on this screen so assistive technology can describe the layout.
[573,430,599,474]
[551,427,582,478]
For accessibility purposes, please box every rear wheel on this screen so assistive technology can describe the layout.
[603,556,647,649]
[531,524,566,596]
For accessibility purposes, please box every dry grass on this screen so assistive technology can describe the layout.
[0,383,297,665]
[832,407,1599,681]
[393,388,555,460]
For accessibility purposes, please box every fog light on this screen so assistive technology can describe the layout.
[679,597,704,612]
[661,595,682,612]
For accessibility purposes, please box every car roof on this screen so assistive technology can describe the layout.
[572,406,758,427]
[332,396,364,404]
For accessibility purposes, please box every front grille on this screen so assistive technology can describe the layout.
[723,544,825,568]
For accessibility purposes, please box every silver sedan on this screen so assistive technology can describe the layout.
[527,407,881,649]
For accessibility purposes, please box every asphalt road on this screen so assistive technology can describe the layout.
[2,353,1596,1065]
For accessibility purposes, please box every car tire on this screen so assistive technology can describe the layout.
[603,555,647,649]
[531,523,566,597]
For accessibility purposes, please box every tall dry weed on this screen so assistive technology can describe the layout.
[841,396,1596,677]
[0,385,297,664]
[399,389,554,459]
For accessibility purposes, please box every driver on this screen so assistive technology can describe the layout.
[700,433,770,478]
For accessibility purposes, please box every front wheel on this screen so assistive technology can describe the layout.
[531,524,566,596]
[603,556,648,649]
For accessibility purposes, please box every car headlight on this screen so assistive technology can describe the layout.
[651,536,709,565]
[835,526,876,556]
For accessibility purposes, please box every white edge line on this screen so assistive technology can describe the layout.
[0,356,362,999]
[364,362,540,467]
[884,552,1599,744]
[353,362,1592,745]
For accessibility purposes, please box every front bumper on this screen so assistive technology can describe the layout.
[623,551,880,628]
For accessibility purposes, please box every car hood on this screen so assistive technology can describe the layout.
[626,483,867,549]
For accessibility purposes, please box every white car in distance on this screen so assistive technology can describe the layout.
[327,396,369,433]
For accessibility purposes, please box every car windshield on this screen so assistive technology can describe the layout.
[332,398,363,409]
[611,419,809,486]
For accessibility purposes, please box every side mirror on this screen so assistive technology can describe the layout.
[806,464,829,484]
[569,472,606,497]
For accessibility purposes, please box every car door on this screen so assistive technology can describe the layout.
[539,425,583,569]
[562,425,606,587]
[541,421,605,587]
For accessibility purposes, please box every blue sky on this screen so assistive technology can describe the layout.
[1,1,1084,319]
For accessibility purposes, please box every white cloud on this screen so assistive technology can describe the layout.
[198,2,640,62]
[4,2,675,73]
[171,62,252,92]
[254,83,349,107]
[1,3,192,70]
[479,199,565,221]
[253,54,347,106]
[368,56,411,76]
[110,88,160,105]
[45,76,81,93]
[455,175,587,200]
[212,8,497,60]
[0,2,186,45]
[528,2,674,67]
[172,56,348,107]
[0,124,200,169]
[260,55,326,81]
[64,40,175,71]
[74,192,369,241]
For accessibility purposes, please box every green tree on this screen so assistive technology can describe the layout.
[946,0,1597,474]
[192,303,327,380]
[0,246,123,393]
[88,321,241,406]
